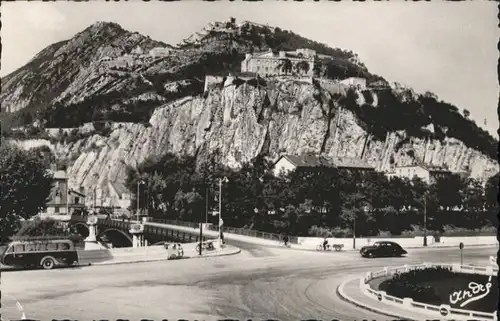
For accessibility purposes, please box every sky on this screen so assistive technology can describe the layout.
[1,1,498,135]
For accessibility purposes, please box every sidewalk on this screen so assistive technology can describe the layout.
[0,245,241,271]
[337,277,431,320]
[80,244,241,267]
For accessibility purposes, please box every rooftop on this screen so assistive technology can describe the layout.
[48,170,67,180]
[110,181,130,196]
[280,154,375,170]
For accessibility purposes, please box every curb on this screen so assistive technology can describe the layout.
[336,278,415,321]
[84,246,242,267]
[0,247,242,271]
[299,243,498,252]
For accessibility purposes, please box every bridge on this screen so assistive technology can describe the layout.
[69,216,215,248]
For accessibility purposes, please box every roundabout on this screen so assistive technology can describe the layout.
[1,242,496,320]
[338,260,498,321]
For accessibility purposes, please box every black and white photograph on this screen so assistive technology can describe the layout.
[0,1,498,320]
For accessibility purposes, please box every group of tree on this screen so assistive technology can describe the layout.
[339,88,498,160]
[0,143,53,243]
[126,152,499,237]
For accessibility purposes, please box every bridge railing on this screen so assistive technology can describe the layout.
[148,218,298,244]
[151,219,200,229]
[75,216,298,245]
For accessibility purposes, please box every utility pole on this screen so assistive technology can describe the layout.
[93,187,97,210]
[136,180,145,223]
[66,187,70,217]
[218,177,228,247]
[205,186,209,224]
[353,190,356,250]
[219,179,222,245]
[199,206,203,256]
[423,193,427,246]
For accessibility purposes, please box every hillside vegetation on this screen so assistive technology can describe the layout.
[1,19,497,162]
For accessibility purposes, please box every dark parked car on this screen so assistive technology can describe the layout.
[360,241,407,258]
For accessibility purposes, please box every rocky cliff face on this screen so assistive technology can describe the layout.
[12,78,498,201]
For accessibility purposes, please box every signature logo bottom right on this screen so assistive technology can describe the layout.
[449,275,493,308]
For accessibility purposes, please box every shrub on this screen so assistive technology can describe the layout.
[377,230,392,237]
[308,225,333,237]
[330,226,353,237]
[15,217,65,237]
[379,267,454,304]
[440,225,497,236]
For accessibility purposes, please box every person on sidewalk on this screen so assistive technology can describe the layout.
[283,234,289,247]
[220,230,225,245]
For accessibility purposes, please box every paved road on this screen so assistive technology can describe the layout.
[1,244,496,320]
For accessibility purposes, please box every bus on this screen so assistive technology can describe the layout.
[1,239,79,270]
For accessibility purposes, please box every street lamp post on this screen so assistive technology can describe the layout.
[92,173,98,213]
[218,177,229,247]
[136,180,145,223]
[93,187,97,210]
[353,181,359,250]
[205,186,209,224]
[423,193,427,247]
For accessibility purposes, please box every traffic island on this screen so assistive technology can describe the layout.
[338,262,499,321]
[378,267,498,315]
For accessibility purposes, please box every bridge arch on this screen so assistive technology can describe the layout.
[98,228,133,248]
[70,222,90,238]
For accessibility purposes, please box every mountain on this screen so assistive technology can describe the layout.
[1,18,498,199]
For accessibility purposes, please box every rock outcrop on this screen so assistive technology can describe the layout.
[12,79,498,201]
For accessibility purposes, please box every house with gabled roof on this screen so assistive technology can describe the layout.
[272,154,375,176]
[107,181,132,210]
[39,170,86,218]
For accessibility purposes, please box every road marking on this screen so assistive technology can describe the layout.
[4,294,27,320]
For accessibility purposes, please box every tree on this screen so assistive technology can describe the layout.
[278,58,293,75]
[295,61,310,75]
[485,172,498,210]
[463,109,470,118]
[312,62,323,77]
[0,143,53,242]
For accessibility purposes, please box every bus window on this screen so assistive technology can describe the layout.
[25,244,36,252]
[47,243,58,251]
[58,243,70,251]
[14,245,24,253]
[6,246,14,253]
[35,243,48,251]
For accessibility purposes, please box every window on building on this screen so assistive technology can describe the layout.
[55,207,59,213]
[75,197,80,204]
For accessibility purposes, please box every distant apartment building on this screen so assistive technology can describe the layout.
[241,48,316,77]
[41,170,86,217]
[272,154,375,176]
[149,47,172,58]
[339,77,367,90]
[385,164,460,184]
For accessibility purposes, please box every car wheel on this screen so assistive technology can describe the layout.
[367,252,374,258]
[41,257,56,270]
